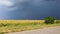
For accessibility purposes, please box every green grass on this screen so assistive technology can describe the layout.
[0,20,60,34]
[0,22,60,33]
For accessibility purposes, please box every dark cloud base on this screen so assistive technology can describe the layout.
[0,0,60,20]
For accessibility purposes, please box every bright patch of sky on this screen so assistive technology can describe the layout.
[0,0,14,7]
[0,0,18,12]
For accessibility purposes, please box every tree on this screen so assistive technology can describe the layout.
[44,16,55,24]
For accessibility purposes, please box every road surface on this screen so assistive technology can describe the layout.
[7,26,60,34]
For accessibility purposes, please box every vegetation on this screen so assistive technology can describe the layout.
[56,20,60,24]
[0,20,59,34]
[0,32,4,34]
[44,16,55,24]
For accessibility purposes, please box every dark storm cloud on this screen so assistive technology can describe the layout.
[0,0,60,19]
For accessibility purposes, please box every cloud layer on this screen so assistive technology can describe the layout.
[0,0,60,19]
[0,0,14,7]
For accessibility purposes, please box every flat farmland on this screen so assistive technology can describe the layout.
[0,20,44,23]
[0,20,60,34]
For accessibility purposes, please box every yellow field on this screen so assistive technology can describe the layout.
[0,20,44,23]
[0,20,60,34]
[0,20,44,33]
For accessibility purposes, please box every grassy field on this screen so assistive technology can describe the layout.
[0,20,60,34]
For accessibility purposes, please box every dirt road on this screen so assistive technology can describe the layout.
[7,26,60,34]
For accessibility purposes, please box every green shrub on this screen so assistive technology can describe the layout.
[56,20,60,24]
[44,16,55,24]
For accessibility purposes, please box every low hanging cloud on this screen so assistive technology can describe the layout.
[0,0,60,19]
[0,0,31,12]
[0,0,57,12]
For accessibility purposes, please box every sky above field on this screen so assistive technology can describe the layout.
[0,0,60,20]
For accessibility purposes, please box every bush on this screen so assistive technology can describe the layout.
[56,20,60,24]
[44,16,55,24]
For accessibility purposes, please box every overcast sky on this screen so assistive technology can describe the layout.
[0,0,60,20]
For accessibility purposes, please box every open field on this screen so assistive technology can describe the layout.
[0,20,60,34]
[0,20,44,23]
